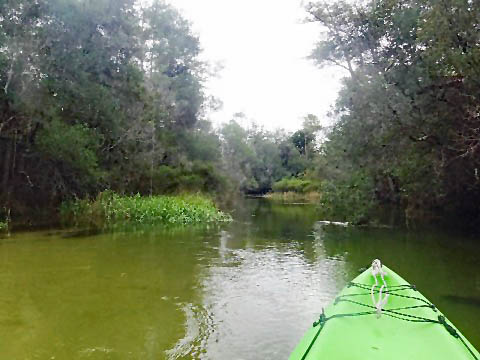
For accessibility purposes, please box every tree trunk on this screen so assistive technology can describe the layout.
[304,132,308,159]
[4,56,15,95]
[387,175,396,201]
[1,139,12,195]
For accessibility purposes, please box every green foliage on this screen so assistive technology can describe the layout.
[35,118,100,177]
[279,141,308,176]
[307,0,480,227]
[0,0,327,222]
[8,0,480,231]
[290,131,313,155]
[219,119,319,194]
[149,163,228,194]
[183,126,222,163]
[0,208,9,232]
[0,0,226,219]
[60,191,232,228]
[318,173,375,224]
[290,115,322,158]
[272,177,321,194]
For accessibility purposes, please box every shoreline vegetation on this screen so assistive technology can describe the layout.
[2,0,480,232]
[265,177,321,203]
[264,191,321,203]
[60,192,232,229]
[0,209,10,232]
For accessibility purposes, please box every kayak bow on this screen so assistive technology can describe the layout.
[289,260,480,360]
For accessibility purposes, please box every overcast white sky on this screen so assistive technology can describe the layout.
[166,0,346,131]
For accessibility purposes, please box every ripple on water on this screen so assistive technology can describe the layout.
[3,200,479,358]
[167,243,345,359]
[165,303,217,360]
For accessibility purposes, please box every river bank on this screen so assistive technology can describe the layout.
[1,192,231,233]
[60,191,232,228]
[264,191,321,203]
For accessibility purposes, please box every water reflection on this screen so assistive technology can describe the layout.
[169,240,344,359]
[312,223,480,348]
[0,199,479,359]
[167,201,347,359]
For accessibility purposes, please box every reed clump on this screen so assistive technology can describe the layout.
[265,191,321,203]
[266,177,322,203]
[60,191,232,228]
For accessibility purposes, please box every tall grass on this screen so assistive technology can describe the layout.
[60,191,232,228]
[271,177,321,194]
[268,177,321,203]
[265,191,321,203]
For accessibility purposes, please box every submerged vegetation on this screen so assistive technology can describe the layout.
[60,192,231,228]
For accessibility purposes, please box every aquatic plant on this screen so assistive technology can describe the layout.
[60,191,232,228]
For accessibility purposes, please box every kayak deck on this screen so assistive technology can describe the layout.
[289,264,480,360]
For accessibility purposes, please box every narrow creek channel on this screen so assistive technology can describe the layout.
[1,198,479,359]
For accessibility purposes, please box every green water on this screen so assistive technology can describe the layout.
[1,198,479,359]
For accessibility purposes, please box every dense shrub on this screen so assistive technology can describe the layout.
[318,174,375,224]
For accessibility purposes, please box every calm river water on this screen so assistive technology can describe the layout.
[1,198,479,359]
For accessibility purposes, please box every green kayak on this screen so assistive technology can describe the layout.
[289,260,480,360]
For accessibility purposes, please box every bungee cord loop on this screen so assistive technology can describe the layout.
[302,259,479,360]
[371,259,389,318]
